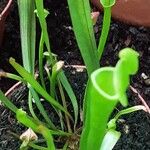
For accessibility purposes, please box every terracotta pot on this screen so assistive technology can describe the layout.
[91,0,150,27]
[0,0,13,46]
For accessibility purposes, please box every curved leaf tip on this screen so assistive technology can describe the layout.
[100,0,116,8]
[9,57,16,64]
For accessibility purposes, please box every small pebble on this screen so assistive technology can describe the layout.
[129,27,139,35]
[124,35,131,46]
[144,79,150,86]
[117,119,126,124]
[141,73,148,80]
[123,124,130,134]
[144,87,150,95]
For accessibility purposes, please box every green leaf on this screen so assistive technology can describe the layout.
[17,0,36,74]
[0,72,24,82]
[80,67,118,150]
[35,0,53,64]
[9,58,71,118]
[50,61,64,98]
[98,0,116,59]
[34,8,50,90]
[59,71,78,130]
[17,0,38,123]
[114,105,146,120]
[97,7,111,59]
[29,85,56,130]
[100,0,116,8]
[80,48,139,150]
[114,48,139,106]
[0,90,18,113]
[67,0,99,76]
[100,129,121,150]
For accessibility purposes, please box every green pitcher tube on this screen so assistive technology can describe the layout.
[80,67,118,150]
[80,48,139,150]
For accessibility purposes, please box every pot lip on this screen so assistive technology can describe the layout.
[91,0,150,28]
[0,0,13,20]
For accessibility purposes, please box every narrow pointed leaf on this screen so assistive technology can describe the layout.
[67,0,99,75]
[9,58,71,117]
[59,71,78,129]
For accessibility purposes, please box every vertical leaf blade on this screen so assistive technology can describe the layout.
[59,71,78,130]
[17,0,36,74]
[67,0,99,75]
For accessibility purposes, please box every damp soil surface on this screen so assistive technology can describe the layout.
[0,0,8,13]
[0,0,150,149]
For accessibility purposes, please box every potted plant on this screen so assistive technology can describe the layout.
[0,0,150,149]
[0,0,13,46]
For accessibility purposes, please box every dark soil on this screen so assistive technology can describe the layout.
[0,0,21,92]
[0,0,8,13]
[0,0,150,149]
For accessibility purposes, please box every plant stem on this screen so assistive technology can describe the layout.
[35,0,54,65]
[28,89,40,122]
[28,85,56,130]
[0,72,24,81]
[114,105,146,120]
[0,90,18,113]
[28,143,47,150]
[58,79,72,133]
[9,58,71,118]
[80,68,118,150]
[39,32,46,90]
[98,7,111,59]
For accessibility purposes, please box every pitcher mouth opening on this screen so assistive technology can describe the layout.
[91,67,118,100]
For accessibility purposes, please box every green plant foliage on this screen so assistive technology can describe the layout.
[100,0,116,8]
[16,109,55,150]
[0,91,71,149]
[35,0,53,64]
[108,105,146,126]
[59,71,79,130]
[80,67,118,150]
[100,129,121,150]
[80,48,139,150]
[9,58,71,118]
[34,9,49,90]
[35,0,78,130]
[28,84,56,129]
[17,0,36,74]
[114,48,139,106]
[98,0,116,59]
[102,105,146,150]
[67,0,100,76]
[0,72,24,82]
[17,0,41,124]
[0,0,143,149]
[0,90,18,113]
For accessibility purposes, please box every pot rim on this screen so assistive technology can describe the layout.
[0,0,13,20]
[91,0,150,27]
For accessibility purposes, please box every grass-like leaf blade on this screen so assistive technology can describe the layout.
[67,0,99,75]
[9,58,71,118]
[59,71,78,130]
